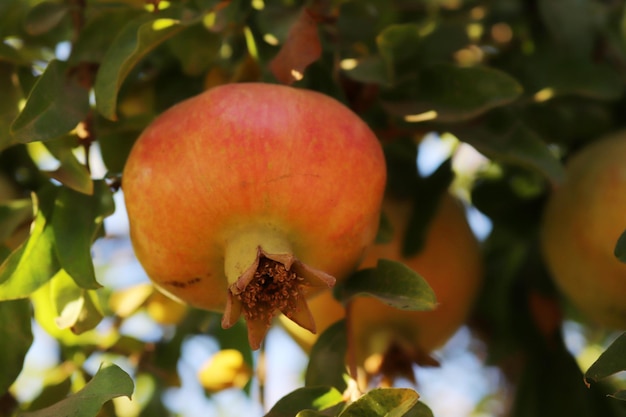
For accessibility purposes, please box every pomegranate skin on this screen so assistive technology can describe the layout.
[122,83,386,325]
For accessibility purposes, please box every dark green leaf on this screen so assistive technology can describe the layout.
[0,299,33,393]
[0,184,60,300]
[0,62,23,150]
[52,181,114,289]
[68,9,144,65]
[457,122,565,186]
[342,56,389,85]
[10,60,90,143]
[0,198,33,243]
[375,210,393,244]
[24,2,69,36]
[615,232,626,263]
[585,332,626,384]
[403,159,453,257]
[338,259,436,311]
[338,388,419,417]
[377,23,422,84]
[305,320,348,391]
[0,42,27,65]
[166,23,220,76]
[537,0,595,59]
[296,410,329,417]
[19,363,134,417]
[94,9,199,120]
[265,386,344,417]
[383,64,522,122]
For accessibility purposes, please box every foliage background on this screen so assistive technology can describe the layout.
[3,0,626,416]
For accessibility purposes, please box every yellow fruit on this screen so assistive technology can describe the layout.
[197,349,252,393]
[282,193,483,383]
[541,131,626,329]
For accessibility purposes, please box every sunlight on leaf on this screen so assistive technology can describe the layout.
[338,388,419,417]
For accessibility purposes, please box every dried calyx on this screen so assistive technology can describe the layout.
[222,247,335,349]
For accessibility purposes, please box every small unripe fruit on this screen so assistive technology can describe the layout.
[541,131,626,329]
[282,193,483,383]
[123,83,386,349]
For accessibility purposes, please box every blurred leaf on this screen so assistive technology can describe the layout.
[611,391,626,401]
[19,363,134,417]
[615,232,626,263]
[0,42,27,65]
[382,64,522,122]
[0,299,33,393]
[585,332,626,384]
[10,60,90,143]
[52,181,114,289]
[24,374,72,412]
[377,23,422,84]
[457,122,565,185]
[375,210,393,244]
[24,1,69,36]
[0,62,23,150]
[94,9,199,120]
[342,56,389,85]
[296,411,328,417]
[537,0,595,58]
[0,198,33,243]
[403,158,453,257]
[45,137,93,195]
[0,185,60,300]
[513,340,626,417]
[266,386,344,417]
[305,319,348,391]
[338,388,419,417]
[338,259,436,311]
[51,269,103,334]
[270,7,322,84]
[167,23,221,76]
[69,9,144,65]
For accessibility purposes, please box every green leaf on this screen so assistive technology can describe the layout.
[383,64,523,122]
[615,232,626,263]
[0,184,60,300]
[52,181,114,289]
[0,299,33,393]
[338,388,419,417]
[403,402,434,417]
[10,60,90,143]
[19,363,134,417]
[610,390,626,401]
[265,386,344,417]
[24,1,69,36]
[457,122,565,186]
[94,9,198,120]
[45,137,93,195]
[305,320,348,391]
[51,269,103,334]
[537,0,595,59]
[338,259,437,311]
[585,332,626,384]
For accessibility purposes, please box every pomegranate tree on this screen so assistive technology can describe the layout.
[122,82,386,349]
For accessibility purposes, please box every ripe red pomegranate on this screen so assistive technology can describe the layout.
[122,82,386,349]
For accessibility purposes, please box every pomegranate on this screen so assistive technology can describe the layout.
[541,131,626,329]
[282,193,483,384]
[122,82,386,349]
